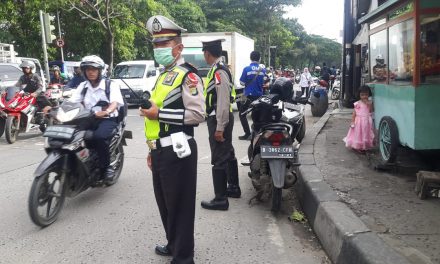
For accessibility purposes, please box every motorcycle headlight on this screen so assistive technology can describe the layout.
[56,107,80,122]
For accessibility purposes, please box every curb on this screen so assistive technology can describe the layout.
[296,110,411,264]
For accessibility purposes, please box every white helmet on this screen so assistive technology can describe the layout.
[80,55,105,70]
[19,60,36,70]
[315,66,321,71]
[80,55,105,81]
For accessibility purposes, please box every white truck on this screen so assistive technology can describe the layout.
[180,32,255,88]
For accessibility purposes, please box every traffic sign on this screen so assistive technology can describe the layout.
[56,39,64,47]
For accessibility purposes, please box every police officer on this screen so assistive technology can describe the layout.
[200,38,241,211]
[141,15,205,264]
[69,55,124,183]
[238,51,266,140]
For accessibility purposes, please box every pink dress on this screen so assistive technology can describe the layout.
[343,101,374,150]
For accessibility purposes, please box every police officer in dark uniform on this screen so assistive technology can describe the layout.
[200,38,241,211]
[141,15,205,264]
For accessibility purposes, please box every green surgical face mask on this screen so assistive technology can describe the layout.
[153,46,177,66]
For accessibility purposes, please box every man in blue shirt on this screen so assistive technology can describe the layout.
[237,51,266,140]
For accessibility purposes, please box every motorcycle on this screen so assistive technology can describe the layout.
[45,83,65,107]
[27,101,132,227]
[0,87,51,143]
[329,75,341,100]
[309,79,329,117]
[242,78,310,212]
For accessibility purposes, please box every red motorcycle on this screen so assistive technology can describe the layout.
[0,89,50,144]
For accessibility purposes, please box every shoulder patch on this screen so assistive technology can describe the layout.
[215,72,221,85]
[186,73,198,87]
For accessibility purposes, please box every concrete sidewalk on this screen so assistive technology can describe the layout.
[296,108,440,264]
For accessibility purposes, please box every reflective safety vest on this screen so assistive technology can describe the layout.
[204,62,236,115]
[144,65,194,140]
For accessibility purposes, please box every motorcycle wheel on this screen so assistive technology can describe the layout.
[272,186,282,212]
[0,117,5,137]
[296,116,306,143]
[28,164,66,227]
[106,144,124,186]
[5,116,19,144]
[331,89,340,100]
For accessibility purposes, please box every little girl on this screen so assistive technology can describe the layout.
[343,85,375,152]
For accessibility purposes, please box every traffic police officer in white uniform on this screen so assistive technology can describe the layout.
[200,38,241,211]
[141,15,205,264]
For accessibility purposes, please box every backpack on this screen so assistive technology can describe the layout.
[81,78,127,123]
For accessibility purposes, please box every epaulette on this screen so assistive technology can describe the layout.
[181,62,198,74]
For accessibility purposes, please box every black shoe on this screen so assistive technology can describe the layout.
[104,167,115,183]
[238,134,251,140]
[201,198,229,210]
[226,184,241,198]
[155,244,172,256]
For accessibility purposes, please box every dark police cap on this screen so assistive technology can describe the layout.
[200,37,225,51]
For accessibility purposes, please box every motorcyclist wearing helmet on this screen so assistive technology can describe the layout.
[313,66,321,78]
[14,60,52,114]
[69,55,124,183]
[50,65,65,84]
[66,62,86,88]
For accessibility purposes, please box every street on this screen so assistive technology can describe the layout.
[0,103,327,264]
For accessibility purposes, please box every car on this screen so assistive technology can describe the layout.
[0,63,21,91]
[111,60,159,105]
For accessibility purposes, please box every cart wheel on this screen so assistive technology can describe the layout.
[379,116,399,164]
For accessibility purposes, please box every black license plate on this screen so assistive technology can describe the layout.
[43,126,75,139]
[260,145,293,159]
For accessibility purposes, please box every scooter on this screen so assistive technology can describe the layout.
[28,100,132,227]
[242,78,310,212]
[0,87,51,143]
[329,75,341,100]
[309,79,329,117]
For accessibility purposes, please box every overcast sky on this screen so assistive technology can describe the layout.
[285,0,344,43]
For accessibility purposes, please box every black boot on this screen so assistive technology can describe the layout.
[201,168,229,210]
[226,159,241,198]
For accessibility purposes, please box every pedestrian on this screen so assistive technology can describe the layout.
[141,15,205,264]
[299,67,312,98]
[343,85,375,153]
[238,51,266,140]
[200,38,241,211]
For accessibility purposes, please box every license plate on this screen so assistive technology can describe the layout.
[260,145,293,159]
[43,125,75,139]
[125,94,131,98]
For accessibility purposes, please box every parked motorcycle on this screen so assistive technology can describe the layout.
[329,75,341,100]
[28,100,132,227]
[309,79,329,117]
[243,78,310,212]
[0,88,51,143]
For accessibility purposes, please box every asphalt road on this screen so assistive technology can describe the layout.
[0,97,327,263]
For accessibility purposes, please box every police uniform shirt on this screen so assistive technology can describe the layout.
[211,57,231,132]
[70,79,124,117]
[157,57,205,126]
[239,62,266,97]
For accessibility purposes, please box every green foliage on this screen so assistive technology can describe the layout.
[0,0,341,71]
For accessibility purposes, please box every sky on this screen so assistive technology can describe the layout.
[284,0,344,43]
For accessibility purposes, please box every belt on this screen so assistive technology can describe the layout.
[146,134,193,150]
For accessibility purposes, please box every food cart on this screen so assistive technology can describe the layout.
[357,0,440,164]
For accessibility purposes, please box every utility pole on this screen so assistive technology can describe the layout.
[39,10,50,89]
[268,35,271,68]
[57,10,64,62]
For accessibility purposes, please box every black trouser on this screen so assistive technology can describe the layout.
[207,113,236,170]
[301,86,310,98]
[151,138,197,264]
[238,95,259,135]
[36,94,52,109]
[92,118,118,169]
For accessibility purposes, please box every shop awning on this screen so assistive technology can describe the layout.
[352,24,369,45]
[358,0,401,24]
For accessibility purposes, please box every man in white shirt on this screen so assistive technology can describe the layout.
[69,55,124,182]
